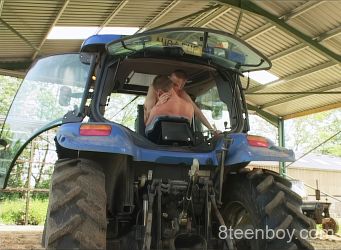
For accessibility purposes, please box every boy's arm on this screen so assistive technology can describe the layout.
[144,85,157,124]
[181,91,214,130]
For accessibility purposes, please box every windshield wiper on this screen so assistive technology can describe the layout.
[235,59,265,70]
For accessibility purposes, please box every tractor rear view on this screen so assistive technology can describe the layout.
[0,28,314,250]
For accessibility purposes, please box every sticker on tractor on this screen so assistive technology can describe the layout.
[151,35,203,57]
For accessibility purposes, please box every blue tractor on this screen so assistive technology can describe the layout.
[0,28,314,250]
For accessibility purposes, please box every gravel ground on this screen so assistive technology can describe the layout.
[0,226,341,250]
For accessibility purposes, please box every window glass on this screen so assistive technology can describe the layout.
[107,28,270,72]
[0,54,91,188]
[196,86,230,132]
[104,93,145,131]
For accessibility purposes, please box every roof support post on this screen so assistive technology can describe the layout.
[278,119,286,177]
[247,103,279,127]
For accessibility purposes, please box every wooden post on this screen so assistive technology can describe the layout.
[24,141,34,225]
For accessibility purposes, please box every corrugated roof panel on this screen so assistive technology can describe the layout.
[246,65,341,105]
[205,8,240,34]
[270,47,329,77]
[287,2,341,37]
[322,35,341,56]
[265,87,341,117]
[1,0,63,46]
[247,27,299,57]
[274,64,341,90]
[155,1,214,25]
[235,12,268,37]
[251,0,306,17]
[108,0,169,27]
[58,0,121,26]
[0,23,34,58]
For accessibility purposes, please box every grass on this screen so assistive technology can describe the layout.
[0,199,48,225]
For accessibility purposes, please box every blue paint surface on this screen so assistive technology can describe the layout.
[81,34,123,51]
[57,123,295,167]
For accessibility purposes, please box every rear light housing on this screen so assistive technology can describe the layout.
[247,135,269,148]
[80,124,112,136]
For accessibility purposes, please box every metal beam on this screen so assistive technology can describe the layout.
[248,91,341,95]
[283,102,341,120]
[278,119,286,177]
[279,1,325,21]
[0,18,38,51]
[247,61,336,93]
[185,7,217,27]
[149,5,220,31]
[0,60,32,70]
[234,10,243,35]
[268,44,307,61]
[189,5,232,27]
[247,103,279,127]
[0,68,26,78]
[143,0,181,30]
[216,0,341,63]
[96,0,129,34]
[314,26,341,42]
[241,23,275,41]
[31,0,70,60]
[260,81,341,109]
[0,0,5,17]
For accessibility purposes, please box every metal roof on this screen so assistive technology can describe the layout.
[0,0,340,122]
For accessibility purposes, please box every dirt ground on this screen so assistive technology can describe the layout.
[0,226,43,250]
[1,226,341,250]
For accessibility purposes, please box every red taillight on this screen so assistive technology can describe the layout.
[247,135,269,148]
[80,124,111,136]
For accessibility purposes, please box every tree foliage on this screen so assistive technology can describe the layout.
[0,75,21,116]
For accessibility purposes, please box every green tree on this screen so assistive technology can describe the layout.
[0,75,21,116]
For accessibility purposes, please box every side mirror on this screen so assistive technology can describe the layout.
[212,103,223,120]
[59,86,72,106]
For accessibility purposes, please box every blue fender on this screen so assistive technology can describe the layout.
[56,123,295,167]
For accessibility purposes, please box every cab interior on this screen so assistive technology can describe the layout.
[99,57,231,149]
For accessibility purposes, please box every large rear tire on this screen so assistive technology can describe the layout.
[44,158,107,249]
[221,168,314,250]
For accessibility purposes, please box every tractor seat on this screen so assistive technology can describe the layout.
[145,116,194,146]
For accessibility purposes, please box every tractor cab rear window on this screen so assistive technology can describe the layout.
[107,28,271,72]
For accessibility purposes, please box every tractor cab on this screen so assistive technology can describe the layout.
[0,27,311,250]
[0,27,275,189]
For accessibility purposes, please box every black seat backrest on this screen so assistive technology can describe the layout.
[135,105,146,136]
[145,116,194,145]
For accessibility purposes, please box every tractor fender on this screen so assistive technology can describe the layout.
[56,122,139,157]
[56,123,295,166]
[227,133,295,164]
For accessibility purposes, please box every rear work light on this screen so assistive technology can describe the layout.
[80,124,112,136]
[247,135,269,148]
